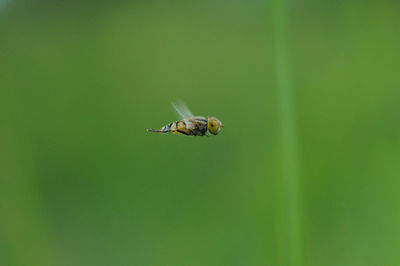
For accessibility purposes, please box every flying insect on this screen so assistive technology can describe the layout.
[147,101,224,136]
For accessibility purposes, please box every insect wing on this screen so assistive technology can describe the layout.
[171,100,194,119]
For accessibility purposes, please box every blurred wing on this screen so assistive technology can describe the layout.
[171,100,194,119]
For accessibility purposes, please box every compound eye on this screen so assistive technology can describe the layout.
[208,118,220,135]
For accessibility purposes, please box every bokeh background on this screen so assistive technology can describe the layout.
[1,0,400,265]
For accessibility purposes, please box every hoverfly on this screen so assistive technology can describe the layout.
[147,101,224,136]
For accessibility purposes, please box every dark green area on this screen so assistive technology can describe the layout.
[1,1,399,265]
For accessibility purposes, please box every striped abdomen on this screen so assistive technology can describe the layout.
[149,117,208,136]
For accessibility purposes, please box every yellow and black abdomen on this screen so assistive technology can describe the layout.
[148,117,208,136]
[161,121,190,135]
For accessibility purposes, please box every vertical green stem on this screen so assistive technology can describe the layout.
[269,0,302,265]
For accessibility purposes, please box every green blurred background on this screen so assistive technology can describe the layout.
[1,0,400,265]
